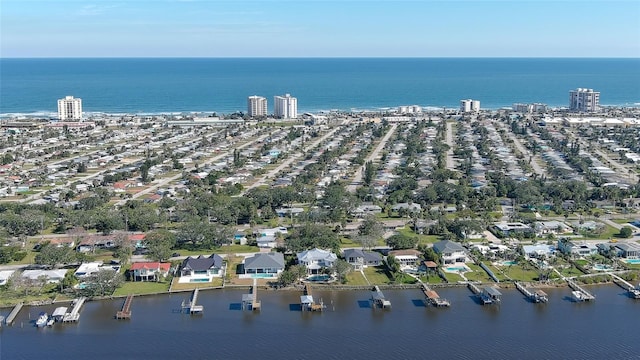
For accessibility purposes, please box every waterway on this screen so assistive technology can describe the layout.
[0,285,638,359]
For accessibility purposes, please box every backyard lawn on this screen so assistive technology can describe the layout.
[113,281,170,296]
[363,266,393,285]
[464,263,495,282]
[346,271,369,286]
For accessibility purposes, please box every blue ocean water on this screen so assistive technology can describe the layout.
[1,58,639,116]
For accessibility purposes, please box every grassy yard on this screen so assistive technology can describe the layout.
[345,271,369,286]
[442,272,465,283]
[464,263,495,282]
[481,262,509,281]
[557,266,585,278]
[113,281,170,296]
[420,273,444,284]
[170,277,224,292]
[395,227,440,245]
[363,266,393,285]
[501,265,539,282]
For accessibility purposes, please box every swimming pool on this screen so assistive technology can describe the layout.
[251,273,276,279]
[502,261,517,266]
[593,264,613,271]
[445,266,468,272]
[190,278,211,283]
[625,259,640,265]
[307,275,331,282]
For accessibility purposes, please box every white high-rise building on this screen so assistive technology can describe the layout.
[57,95,83,121]
[247,96,267,117]
[460,99,480,113]
[569,88,600,112]
[274,93,297,119]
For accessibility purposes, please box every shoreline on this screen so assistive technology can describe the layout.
[0,279,623,310]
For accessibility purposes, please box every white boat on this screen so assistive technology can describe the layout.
[35,312,49,327]
[46,317,55,326]
[572,291,585,302]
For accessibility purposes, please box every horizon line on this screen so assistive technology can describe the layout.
[2,56,639,60]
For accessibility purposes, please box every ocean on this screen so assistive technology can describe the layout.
[1,286,638,360]
[1,58,639,117]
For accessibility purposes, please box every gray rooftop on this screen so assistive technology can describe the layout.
[244,252,285,270]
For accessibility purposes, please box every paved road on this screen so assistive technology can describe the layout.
[508,130,547,176]
[347,124,398,193]
[592,147,638,184]
[444,121,456,171]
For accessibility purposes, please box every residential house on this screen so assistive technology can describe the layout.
[491,222,534,238]
[388,249,422,270]
[351,204,383,217]
[391,202,422,214]
[21,269,68,284]
[179,254,225,283]
[74,262,121,278]
[557,239,598,257]
[129,262,171,282]
[521,244,555,259]
[432,240,469,265]
[614,242,640,259]
[533,221,572,236]
[297,248,338,275]
[0,270,16,286]
[342,249,383,270]
[241,252,285,279]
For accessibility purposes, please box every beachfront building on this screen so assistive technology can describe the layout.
[569,88,600,112]
[247,95,268,117]
[296,248,337,275]
[557,239,598,257]
[274,93,298,119]
[241,252,285,279]
[460,99,480,113]
[179,254,225,283]
[512,103,548,113]
[57,95,83,121]
[432,240,469,265]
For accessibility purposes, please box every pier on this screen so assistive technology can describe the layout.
[4,302,23,326]
[242,279,261,311]
[610,274,640,299]
[63,297,86,322]
[371,286,392,309]
[116,294,134,319]
[422,284,450,307]
[468,283,501,305]
[566,279,595,302]
[182,288,204,314]
[515,282,548,303]
[300,284,324,312]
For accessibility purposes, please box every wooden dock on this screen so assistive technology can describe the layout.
[515,282,548,303]
[567,279,595,302]
[371,286,392,309]
[4,302,23,326]
[116,294,134,319]
[242,279,261,311]
[422,285,450,307]
[63,297,86,322]
[468,283,501,305]
[301,284,324,312]
[610,274,640,299]
[182,288,204,314]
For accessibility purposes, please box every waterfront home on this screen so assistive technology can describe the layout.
[21,269,68,284]
[614,242,640,259]
[388,249,422,270]
[74,262,121,278]
[241,252,285,279]
[0,270,16,286]
[179,254,225,283]
[129,262,171,282]
[296,248,338,275]
[432,240,469,265]
[343,249,383,270]
[557,239,598,257]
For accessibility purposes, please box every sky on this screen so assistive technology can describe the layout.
[1,0,639,57]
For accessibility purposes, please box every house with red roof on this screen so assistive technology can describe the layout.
[129,262,171,282]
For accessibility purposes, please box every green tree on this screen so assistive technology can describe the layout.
[355,215,384,249]
[619,226,633,238]
[144,230,176,262]
[81,269,124,297]
[332,259,352,284]
[112,233,133,265]
[34,243,75,267]
[386,233,418,250]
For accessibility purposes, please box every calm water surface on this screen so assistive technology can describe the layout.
[0,285,638,360]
